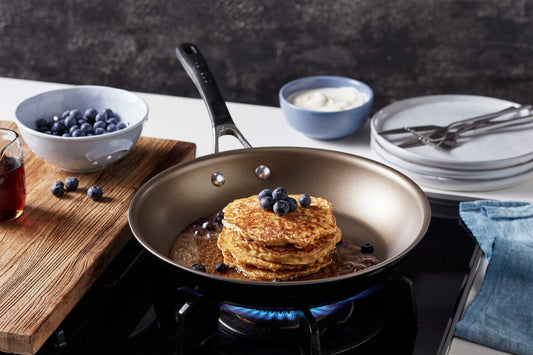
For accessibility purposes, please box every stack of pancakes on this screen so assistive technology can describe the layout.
[218,194,341,281]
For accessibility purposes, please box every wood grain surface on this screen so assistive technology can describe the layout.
[0,121,196,355]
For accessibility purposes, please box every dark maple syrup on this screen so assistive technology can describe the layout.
[0,156,26,222]
[169,213,380,281]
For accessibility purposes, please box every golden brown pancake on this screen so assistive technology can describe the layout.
[218,227,342,265]
[218,228,336,271]
[221,250,333,281]
[222,194,337,249]
[218,193,342,281]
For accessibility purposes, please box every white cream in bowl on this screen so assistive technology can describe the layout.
[288,87,368,112]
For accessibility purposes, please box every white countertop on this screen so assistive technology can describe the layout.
[1,77,520,354]
[3,77,532,203]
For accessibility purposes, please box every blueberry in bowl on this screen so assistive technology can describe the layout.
[15,85,149,173]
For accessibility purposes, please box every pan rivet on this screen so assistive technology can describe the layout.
[255,165,271,180]
[211,172,225,187]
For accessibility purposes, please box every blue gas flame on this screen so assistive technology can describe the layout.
[225,284,381,322]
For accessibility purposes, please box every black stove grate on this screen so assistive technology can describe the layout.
[208,275,414,354]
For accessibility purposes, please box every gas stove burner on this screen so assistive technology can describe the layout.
[222,301,347,324]
[219,301,353,342]
[218,285,382,344]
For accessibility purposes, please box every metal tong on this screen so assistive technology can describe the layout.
[378,105,533,150]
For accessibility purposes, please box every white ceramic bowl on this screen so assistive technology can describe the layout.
[15,85,149,172]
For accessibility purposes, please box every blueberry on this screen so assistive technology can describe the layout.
[65,176,79,191]
[80,122,93,134]
[215,211,224,223]
[258,188,272,201]
[50,121,66,134]
[286,197,298,212]
[72,129,85,137]
[106,118,118,125]
[361,243,374,254]
[106,124,118,133]
[84,108,98,121]
[93,120,106,130]
[36,118,48,128]
[87,185,103,201]
[214,262,227,273]
[260,196,274,211]
[61,110,71,119]
[77,118,88,126]
[69,125,80,134]
[272,187,288,201]
[64,114,78,128]
[62,133,71,137]
[202,220,216,231]
[70,109,82,119]
[94,127,106,135]
[95,113,107,122]
[191,263,206,272]
[117,122,127,130]
[53,180,64,188]
[273,200,289,216]
[104,108,114,118]
[37,125,50,133]
[196,216,208,225]
[299,194,311,208]
[51,183,65,197]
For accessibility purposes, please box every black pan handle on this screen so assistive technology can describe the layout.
[175,43,251,153]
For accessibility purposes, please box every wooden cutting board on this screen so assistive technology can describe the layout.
[0,121,196,355]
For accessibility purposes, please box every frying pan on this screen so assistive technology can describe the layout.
[128,43,431,308]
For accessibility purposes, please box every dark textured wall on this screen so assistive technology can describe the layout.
[1,0,533,110]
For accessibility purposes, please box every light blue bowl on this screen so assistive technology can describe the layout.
[279,76,373,140]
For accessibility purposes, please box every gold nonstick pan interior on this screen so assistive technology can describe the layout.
[128,43,430,307]
[128,146,430,306]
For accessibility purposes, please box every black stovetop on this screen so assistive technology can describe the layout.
[29,198,479,355]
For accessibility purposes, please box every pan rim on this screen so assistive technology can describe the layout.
[128,146,431,286]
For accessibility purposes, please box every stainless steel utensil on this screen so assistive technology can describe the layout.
[398,113,533,150]
[378,105,531,136]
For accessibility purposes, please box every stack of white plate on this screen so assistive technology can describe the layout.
[370,95,533,191]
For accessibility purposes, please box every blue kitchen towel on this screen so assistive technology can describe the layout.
[455,200,533,355]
